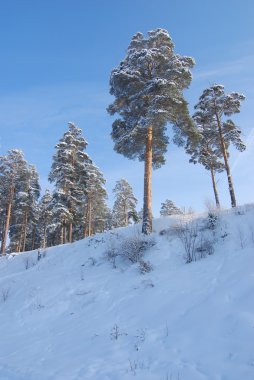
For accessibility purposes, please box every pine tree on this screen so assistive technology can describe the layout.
[9,164,40,253]
[194,85,245,207]
[160,199,182,216]
[49,122,90,242]
[37,189,53,249]
[81,161,108,237]
[112,179,137,227]
[108,28,197,234]
[186,110,225,208]
[0,150,32,255]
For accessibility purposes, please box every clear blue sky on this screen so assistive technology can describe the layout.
[0,0,253,216]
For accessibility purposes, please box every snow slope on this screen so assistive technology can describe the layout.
[0,205,254,380]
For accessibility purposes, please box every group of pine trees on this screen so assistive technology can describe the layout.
[1,28,247,253]
[0,124,141,255]
[108,28,246,233]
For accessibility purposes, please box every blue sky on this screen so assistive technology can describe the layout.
[0,0,253,216]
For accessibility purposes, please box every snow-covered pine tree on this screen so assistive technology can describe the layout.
[0,150,32,255]
[108,28,197,234]
[37,189,53,249]
[48,189,73,245]
[186,110,225,208]
[194,85,245,207]
[9,164,40,253]
[160,199,182,216]
[49,122,90,243]
[112,179,138,227]
[81,161,108,237]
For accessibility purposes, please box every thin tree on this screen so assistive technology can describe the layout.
[108,28,197,234]
[160,199,182,216]
[186,110,225,208]
[112,179,138,227]
[0,150,29,255]
[194,85,245,207]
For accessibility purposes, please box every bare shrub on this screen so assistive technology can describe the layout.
[120,232,155,263]
[110,324,127,340]
[206,212,219,230]
[196,235,215,257]
[176,220,199,263]
[1,287,10,302]
[139,259,153,274]
[104,239,119,268]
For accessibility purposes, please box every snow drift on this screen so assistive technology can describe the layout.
[0,205,253,380]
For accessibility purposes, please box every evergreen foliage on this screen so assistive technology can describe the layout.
[108,28,197,234]
[112,179,138,227]
[0,150,40,254]
[193,84,245,207]
[49,122,90,243]
[160,199,182,216]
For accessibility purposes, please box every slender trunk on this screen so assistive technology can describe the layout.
[215,111,236,207]
[60,225,64,245]
[210,165,220,208]
[69,223,73,243]
[88,199,92,236]
[142,127,153,234]
[1,181,15,255]
[83,204,89,238]
[124,203,128,226]
[22,211,28,252]
[31,226,36,250]
[63,220,66,244]
[43,223,47,249]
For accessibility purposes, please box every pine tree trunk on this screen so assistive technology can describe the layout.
[215,111,236,207]
[60,225,64,245]
[88,199,92,237]
[210,165,220,208]
[83,205,89,238]
[124,203,128,226]
[1,181,15,255]
[142,126,153,234]
[63,220,66,244]
[22,211,28,252]
[69,223,73,243]
[31,226,36,250]
[43,223,47,249]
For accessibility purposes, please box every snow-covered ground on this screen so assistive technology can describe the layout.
[0,205,254,380]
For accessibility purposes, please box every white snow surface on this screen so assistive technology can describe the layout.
[0,205,254,380]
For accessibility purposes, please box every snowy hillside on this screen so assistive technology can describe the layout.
[0,205,254,380]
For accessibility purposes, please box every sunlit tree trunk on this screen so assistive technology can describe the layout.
[215,111,236,207]
[1,179,15,255]
[210,165,220,208]
[142,127,153,234]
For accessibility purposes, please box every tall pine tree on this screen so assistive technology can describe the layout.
[49,122,90,243]
[108,28,197,234]
[186,110,225,208]
[194,85,245,207]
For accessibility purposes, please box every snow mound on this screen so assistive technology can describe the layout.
[0,205,254,380]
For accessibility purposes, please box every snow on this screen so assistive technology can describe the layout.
[0,205,254,379]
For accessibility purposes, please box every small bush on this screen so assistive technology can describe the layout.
[207,212,219,230]
[139,259,153,274]
[104,239,119,268]
[120,233,155,263]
